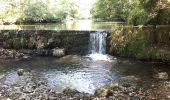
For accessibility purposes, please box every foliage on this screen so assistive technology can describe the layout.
[110,25,147,57]
[127,1,149,25]
[0,0,79,24]
[110,25,170,61]
[91,0,170,25]
[91,0,130,21]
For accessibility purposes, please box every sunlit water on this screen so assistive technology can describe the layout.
[0,56,170,95]
[0,56,116,93]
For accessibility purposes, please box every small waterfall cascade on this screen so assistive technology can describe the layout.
[87,31,112,61]
[88,31,107,54]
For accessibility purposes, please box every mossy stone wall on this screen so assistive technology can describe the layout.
[0,30,93,55]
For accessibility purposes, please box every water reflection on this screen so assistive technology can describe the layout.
[0,20,123,30]
[0,56,170,95]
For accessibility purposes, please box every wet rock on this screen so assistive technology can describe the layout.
[37,48,65,57]
[94,87,108,97]
[119,76,137,87]
[0,74,5,79]
[48,96,57,100]
[37,81,45,86]
[37,49,51,56]
[153,72,169,80]
[57,55,82,63]
[0,48,24,59]
[17,69,24,76]
[37,37,46,49]
[22,85,34,93]
[63,87,80,96]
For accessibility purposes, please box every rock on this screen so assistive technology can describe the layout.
[167,95,170,99]
[52,48,65,57]
[94,87,108,97]
[57,55,82,63]
[22,86,34,93]
[37,81,45,86]
[63,87,80,96]
[164,81,170,88]
[153,72,169,80]
[0,48,24,59]
[37,48,65,57]
[37,49,51,56]
[17,69,24,76]
[0,74,5,79]
[48,96,57,100]
[37,37,46,49]
[119,76,137,87]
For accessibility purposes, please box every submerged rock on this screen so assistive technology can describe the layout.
[119,76,138,87]
[17,69,24,76]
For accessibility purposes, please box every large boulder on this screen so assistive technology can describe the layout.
[52,48,65,57]
[153,72,169,80]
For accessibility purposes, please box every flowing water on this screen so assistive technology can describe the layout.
[0,31,170,97]
[87,31,112,61]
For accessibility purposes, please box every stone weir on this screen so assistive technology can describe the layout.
[0,30,104,56]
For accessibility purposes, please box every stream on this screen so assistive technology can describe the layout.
[0,27,170,99]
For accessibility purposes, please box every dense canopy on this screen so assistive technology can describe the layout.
[91,0,170,25]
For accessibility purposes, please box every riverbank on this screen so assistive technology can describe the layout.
[108,25,170,63]
[0,67,169,100]
[0,29,170,100]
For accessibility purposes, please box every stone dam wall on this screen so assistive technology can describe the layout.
[0,26,170,62]
[0,30,95,55]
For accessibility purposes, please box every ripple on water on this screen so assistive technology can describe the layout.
[0,56,116,94]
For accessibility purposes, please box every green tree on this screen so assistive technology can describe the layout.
[91,0,170,25]
[0,0,79,24]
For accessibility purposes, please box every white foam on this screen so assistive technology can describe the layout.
[86,53,114,62]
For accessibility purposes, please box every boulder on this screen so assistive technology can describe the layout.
[17,69,24,76]
[94,87,108,97]
[52,48,65,57]
[153,72,169,80]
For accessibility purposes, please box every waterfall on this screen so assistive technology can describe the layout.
[87,31,112,61]
[88,31,107,54]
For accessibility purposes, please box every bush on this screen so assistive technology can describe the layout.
[0,0,79,24]
[110,25,150,58]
